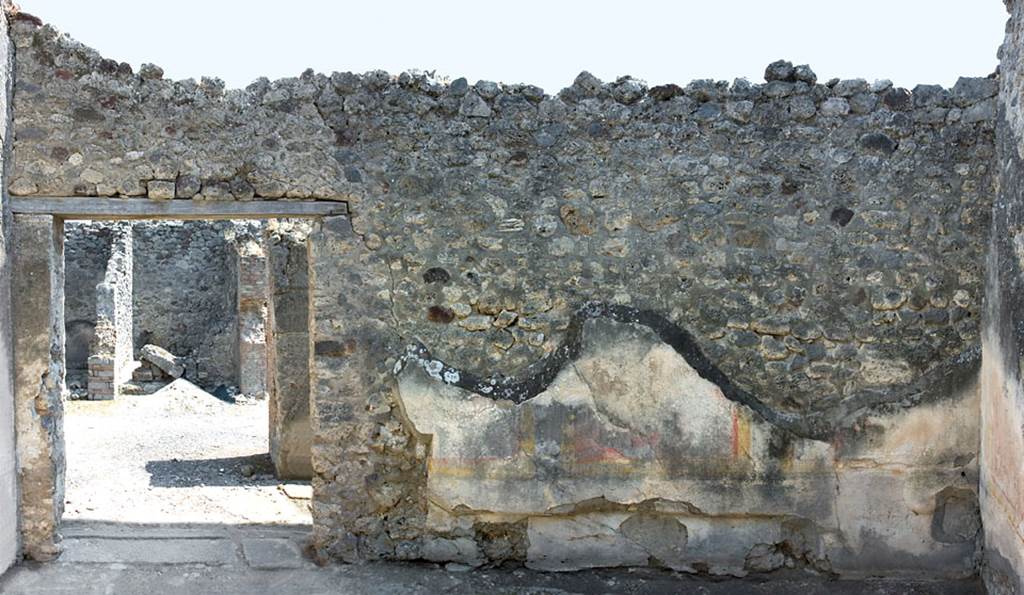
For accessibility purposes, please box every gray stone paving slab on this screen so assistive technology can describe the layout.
[60,522,232,540]
[241,538,309,569]
[0,521,986,594]
[0,562,986,595]
[60,520,311,540]
[58,537,237,565]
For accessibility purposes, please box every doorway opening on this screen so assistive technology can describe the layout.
[59,217,314,557]
[10,199,345,564]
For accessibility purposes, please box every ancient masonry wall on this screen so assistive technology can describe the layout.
[301,67,993,577]
[5,13,999,578]
[982,0,1024,591]
[63,221,111,386]
[131,220,238,387]
[0,4,16,576]
[86,221,132,400]
[63,220,240,388]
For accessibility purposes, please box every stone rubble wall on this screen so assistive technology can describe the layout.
[982,0,1024,592]
[62,221,111,386]
[131,220,238,387]
[295,60,993,577]
[86,221,132,400]
[64,220,242,388]
[10,18,996,416]
[6,12,1000,579]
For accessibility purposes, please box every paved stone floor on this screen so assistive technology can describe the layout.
[0,521,985,594]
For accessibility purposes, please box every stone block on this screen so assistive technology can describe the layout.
[132,364,154,382]
[145,179,175,200]
[527,513,789,575]
[140,344,184,378]
[268,230,312,480]
[526,514,654,571]
[269,331,311,479]
[270,417,312,480]
[240,538,309,569]
[60,537,236,565]
[272,290,309,334]
[421,537,483,566]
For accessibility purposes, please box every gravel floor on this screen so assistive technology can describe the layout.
[62,378,312,526]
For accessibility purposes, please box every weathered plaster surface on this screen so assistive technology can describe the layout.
[0,2,16,576]
[10,214,64,561]
[981,1,1024,591]
[396,315,980,576]
[4,10,1000,578]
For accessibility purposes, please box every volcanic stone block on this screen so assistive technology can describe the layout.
[268,224,312,479]
[233,224,269,400]
[140,344,184,378]
[11,214,65,561]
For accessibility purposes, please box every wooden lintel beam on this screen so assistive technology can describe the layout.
[9,197,348,220]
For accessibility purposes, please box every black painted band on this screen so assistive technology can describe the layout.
[395,301,979,442]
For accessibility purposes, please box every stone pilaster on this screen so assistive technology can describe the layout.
[87,222,133,400]
[0,0,18,575]
[234,223,270,400]
[308,215,425,562]
[983,1,1024,591]
[11,214,64,561]
[268,221,313,479]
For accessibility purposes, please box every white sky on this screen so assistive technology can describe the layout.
[17,0,1009,92]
